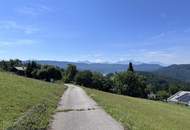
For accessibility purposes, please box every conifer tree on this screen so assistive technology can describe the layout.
[128,62,134,72]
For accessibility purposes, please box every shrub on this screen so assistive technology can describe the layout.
[75,70,93,86]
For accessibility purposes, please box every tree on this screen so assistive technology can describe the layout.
[25,61,39,77]
[64,64,77,83]
[0,60,8,71]
[14,59,22,66]
[101,76,114,92]
[106,73,114,79]
[113,71,147,98]
[11,59,22,71]
[128,62,134,72]
[156,90,169,101]
[75,70,93,86]
[36,65,62,81]
[0,59,22,72]
[36,69,48,80]
[169,84,179,95]
[47,66,62,81]
[91,72,104,89]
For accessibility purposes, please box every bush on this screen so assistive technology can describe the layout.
[113,71,147,98]
[37,66,62,81]
[64,64,77,83]
[92,72,113,92]
[156,90,169,101]
[75,70,93,86]
[47,67,62,81]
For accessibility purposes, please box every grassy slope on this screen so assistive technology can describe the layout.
[0,72,65,129]
[84,87,190,130]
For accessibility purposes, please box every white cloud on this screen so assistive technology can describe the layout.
[17,5,51,16]
[150,32,166,40]
[0,39,37,48]
[68,53,108,63]
[128,47,190,64]
[0,21,39,34]
[92,59,104,63]
[145,51,174,58]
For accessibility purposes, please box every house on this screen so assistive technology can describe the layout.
[13,66,27,75]
[167,91,190,106]
[148,92,156,100]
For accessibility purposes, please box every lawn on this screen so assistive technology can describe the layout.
[0,72,65,129]
[84,87,190,130]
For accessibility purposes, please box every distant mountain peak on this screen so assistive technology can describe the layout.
[115,60,143,65]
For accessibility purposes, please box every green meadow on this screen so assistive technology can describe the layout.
[0,72,65,129]
[84,87,190,130]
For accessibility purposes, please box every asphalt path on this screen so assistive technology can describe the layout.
[50,84,124,130]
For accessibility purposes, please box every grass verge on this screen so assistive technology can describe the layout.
[0,72,65,130]
[84,87,190,130]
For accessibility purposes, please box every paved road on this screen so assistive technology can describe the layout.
[49,84,124,130]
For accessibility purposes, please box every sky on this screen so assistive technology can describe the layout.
[0,0,190,64]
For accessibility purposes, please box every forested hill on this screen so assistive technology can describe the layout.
[154,64,190,83]
[36,60,162,73]
[138,71,190,93]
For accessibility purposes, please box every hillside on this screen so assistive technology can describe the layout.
[155,64,190,82]
[84,87,190,130]
[36,60,162,73]
[0,72,65,129]
[138,71,190,92]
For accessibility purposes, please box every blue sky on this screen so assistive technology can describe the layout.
[0,0,190,64]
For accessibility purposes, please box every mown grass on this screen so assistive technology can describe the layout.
[0,72,65,130]
[84,87,190,130]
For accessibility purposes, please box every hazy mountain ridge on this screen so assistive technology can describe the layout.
[36,60,163,73]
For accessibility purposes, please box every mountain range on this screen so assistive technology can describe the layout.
[36,60,163,73]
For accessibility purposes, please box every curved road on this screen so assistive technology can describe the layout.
[50,84,124,130]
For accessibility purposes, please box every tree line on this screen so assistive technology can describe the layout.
[64,63,148,98]
[0,59,63,82]
[62,63,190,100]
[0,60,148,98]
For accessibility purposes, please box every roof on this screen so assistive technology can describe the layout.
[14,66,27,71]
[167,91,190,105]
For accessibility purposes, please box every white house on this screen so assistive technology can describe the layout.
[167,91,190,106]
